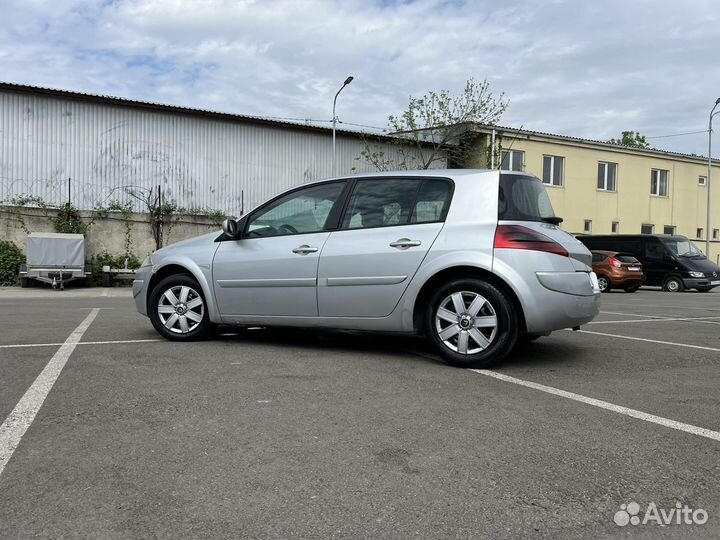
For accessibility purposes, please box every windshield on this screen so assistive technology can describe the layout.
[660,237,705,258]
[498,174,556,222]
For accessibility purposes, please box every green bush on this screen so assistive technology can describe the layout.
[90,252,141,285]
[0,241,25,286]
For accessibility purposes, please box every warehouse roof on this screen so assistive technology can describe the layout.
[0,81,390,140]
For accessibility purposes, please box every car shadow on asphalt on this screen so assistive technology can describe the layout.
[209,327,586,371]
[505,339,588,370]
[212,326,442,366]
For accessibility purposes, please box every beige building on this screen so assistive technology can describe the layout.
[466,126,720,263]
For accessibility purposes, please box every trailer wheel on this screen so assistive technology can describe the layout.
[20,278,29,288]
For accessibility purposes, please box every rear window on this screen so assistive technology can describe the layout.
[616,254,639,264]
[498,174,556,222]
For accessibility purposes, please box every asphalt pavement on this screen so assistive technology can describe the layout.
[0,286,719,539]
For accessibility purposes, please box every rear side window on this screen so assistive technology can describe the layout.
[591,253,605,263]
[343,178,451,229]
[499,174,556,222]
[411,179,451,223]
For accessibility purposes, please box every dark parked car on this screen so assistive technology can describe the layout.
[579,234,720,292]
[590,250,643,293]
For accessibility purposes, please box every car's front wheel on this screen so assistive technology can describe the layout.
[426,279,517,368]
[149,274,211,340]
[663,276,684,293]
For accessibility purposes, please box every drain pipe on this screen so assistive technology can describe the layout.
[491,129,496,169]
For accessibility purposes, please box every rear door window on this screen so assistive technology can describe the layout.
[499,174,556,222]
[342,178,452,229]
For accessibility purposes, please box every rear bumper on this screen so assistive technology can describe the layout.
[608,270,644,287]
[525,271,600,332]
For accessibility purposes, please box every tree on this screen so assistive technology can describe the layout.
[610,131,650,149]
[359,78,508,170]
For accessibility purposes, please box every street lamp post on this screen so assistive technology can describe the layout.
[332,76,354,175]
[707,98,720,259]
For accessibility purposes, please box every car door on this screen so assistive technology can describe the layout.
[213,181,347,317]
[317,177,452,318]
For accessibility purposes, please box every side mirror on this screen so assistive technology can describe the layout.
[222,218,239,239]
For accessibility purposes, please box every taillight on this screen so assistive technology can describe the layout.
[608,257,622,268]
[494,224,569,257]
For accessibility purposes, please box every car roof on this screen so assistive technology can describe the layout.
[322,168,515,182]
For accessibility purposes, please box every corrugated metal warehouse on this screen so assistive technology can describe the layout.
[0,82,434,215]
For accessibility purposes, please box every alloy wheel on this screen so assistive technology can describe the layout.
[156,285,205,334]
[434,291,498,355]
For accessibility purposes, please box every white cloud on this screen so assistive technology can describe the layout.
[1,0,719,154]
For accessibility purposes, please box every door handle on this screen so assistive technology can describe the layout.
[292,245,319,255]
[389,238,422,249]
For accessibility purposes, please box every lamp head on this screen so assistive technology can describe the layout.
[344,76,354,86]
[716,97,720,105]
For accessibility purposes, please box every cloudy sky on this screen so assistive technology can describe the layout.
[2,0,719,155]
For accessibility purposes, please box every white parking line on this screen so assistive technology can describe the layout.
[571,329,720,352]
[0,338,162,350]
[470,369,720,442]
[590,316,720,325]
[600,310,666,318]
[0,309,99,478]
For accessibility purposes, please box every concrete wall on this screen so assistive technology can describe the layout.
[0,205,219,260]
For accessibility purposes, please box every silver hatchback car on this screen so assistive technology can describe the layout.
[134,170,600,368]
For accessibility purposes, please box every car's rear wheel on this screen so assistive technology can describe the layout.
[426,279,517,368]
[663,276,684,293]
[597,275,611,292]
[149,274,211,341]
[623,284,640,293]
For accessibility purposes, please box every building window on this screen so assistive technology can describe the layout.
[713,228,719,241]
[641,224,654,234]
[542,155,564,186]
[611,221,620,234]
[699,175,707,186]
[597,162,617,191]
[696,228,704,239]
[500,150,524,171]
[584,219,592,233]
[663,225,676,235]
[650,169,668,196]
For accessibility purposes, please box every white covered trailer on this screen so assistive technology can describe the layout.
[19,232,90,289]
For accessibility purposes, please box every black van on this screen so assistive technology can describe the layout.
[577,234,720,292]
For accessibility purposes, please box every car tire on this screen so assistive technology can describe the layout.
[149,274,211,341]
[597,275,611,293]
[623,284,640,293]
[425,278,517,368]
[663,276,684,293]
